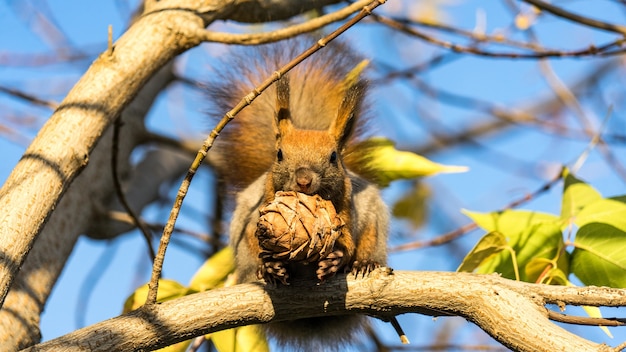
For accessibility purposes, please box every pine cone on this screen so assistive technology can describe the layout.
[256,191,344,263]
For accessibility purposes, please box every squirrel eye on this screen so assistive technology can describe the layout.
[277,149,283,162]
[329,151,337,164]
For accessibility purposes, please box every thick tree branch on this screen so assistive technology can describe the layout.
[219,0,342,23]
[0,2,217,308]
[25,271,623,352]
[0,58,176,352]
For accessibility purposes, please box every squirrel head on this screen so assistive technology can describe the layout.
[268,75,366,204]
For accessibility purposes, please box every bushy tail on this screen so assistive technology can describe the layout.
[265,315,367,351]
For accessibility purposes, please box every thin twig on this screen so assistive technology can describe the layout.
[144,0,388,306]
[371,13,626,59]
[547,310,626,327]
[513,8,626,184]
[0,86,58,109]
[521,0,626,35]
[390,166,564,252]
[107,24,113,57]
[196,0,375,45]
[112,118,156,262]
[107,210,218,245]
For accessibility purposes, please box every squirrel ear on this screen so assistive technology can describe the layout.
[331,79,366,147]
[274,76,292,138]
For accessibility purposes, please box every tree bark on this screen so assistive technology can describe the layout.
[24,271,622,352]
[0,61,177,351]
[0,1,214,308]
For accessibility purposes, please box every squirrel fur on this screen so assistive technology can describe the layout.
[207,39,389,349]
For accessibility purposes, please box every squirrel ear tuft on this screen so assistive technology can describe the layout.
[274,76,293,138]
[331,79,366,147]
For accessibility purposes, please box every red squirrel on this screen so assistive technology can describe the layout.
[207,39,389,348]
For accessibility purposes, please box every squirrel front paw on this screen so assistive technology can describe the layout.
[258,257,290,285]
[316,249,346,282]
[351,260,381,278]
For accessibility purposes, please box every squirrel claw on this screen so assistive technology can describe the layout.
[351,260,380,278]
[258,260,290,285]
[316,250,345,282]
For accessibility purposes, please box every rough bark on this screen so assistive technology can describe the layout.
[0,61,176,351]
[24,271,623,352]
[0,1,212,308]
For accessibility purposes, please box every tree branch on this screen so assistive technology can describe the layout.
[0,53,176,352]
[196,0,376,45]
[0,1,219,308]
[25,271,623,352]
[521,0,626,35]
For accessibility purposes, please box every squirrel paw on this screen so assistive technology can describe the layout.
[351,260,380,278]
[316,250,345,282]
[258,260,290,285]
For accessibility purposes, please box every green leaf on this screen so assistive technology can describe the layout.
[560,169,602,222]
[209,325,269,352]
[345,137,468,187]
[457,231,507,273]
[189,247,236,292]
[571,222,626,288]
[575,198,626,229]
[123,279,194,313]
[463,210,563,281]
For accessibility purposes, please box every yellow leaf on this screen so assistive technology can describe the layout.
[514,14,532,30]
[155,340,192,352]
[123,279,192,313]
[514,5,539,30]
[189,247,236,292]
[581,305,613,338]
[345,137,468,187]
[408,0,450,26]
[392,182,430,229]
[341,59,369,92]
[457,231,507,273]
[564,281,613,338]
[208,325,269,352]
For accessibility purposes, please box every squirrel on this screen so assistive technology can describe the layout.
[206,39,389,349]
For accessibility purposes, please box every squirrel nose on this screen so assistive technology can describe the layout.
[295,167,313,193]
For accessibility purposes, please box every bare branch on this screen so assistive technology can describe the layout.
[196,0,376,45]
[521,0,626,35]
[371,13,626,59]
[0,86,58,109]
[25,271,623,352]
[548,310,626,327]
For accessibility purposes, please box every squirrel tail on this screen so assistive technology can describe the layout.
[205,39,370,190]
[265,316,367,350]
